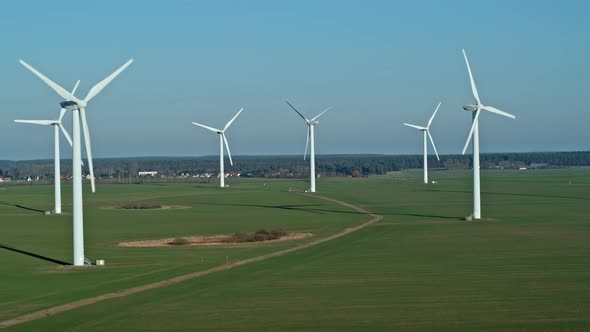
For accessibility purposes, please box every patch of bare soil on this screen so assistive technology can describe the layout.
[118,233,312,248]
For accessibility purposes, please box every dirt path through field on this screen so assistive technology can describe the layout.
[0,193,382,329]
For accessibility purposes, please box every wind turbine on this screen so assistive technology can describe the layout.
[192,108,244,188]
[19,59,133,265]
[14,86,78,214]
[403,102,441,184]
[461,49,515,220]
[284,100,332,193]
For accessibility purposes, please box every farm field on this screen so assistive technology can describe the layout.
[2,168,590,331]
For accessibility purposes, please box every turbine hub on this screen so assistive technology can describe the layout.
[463,104,478,111]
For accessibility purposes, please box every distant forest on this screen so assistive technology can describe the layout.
[1,151,589,181]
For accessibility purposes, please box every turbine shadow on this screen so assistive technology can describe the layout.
[0,201,46,213]
[0,244,70,265]
[425,189,590,201]
[387,213,464,220]
[198,202,368,215]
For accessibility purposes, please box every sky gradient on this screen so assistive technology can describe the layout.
[1,1,589,160]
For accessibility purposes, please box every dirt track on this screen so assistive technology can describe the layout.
[0,193,382,329]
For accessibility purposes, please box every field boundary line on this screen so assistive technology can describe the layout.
[0,193,381,329]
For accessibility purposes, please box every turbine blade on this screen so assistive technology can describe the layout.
[462,49,481,105]
[14,120,54,125]
[71,80,80,95]
[311,106,333,121]
[462,109,482,155]
[223,107,244,131]
[59,124,73,147]
[79,108,96,193]
[19,60,82,104]
[427,131,440,161]
[482,105,516,119]
[58,108,67,122]
[222,134,233,166]
[403,123,426,130]
[427,102,442,129]
[192,122,221,133]
[304,125,310,160]
[84,59,133,102]
[284,100,310,123]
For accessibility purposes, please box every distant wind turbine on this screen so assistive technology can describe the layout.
[403,102,441,184]
[20,59,133,265]
[285,100,332,193]
[14,101,77,214]
[461,49,515,220]
[192,108,244,188]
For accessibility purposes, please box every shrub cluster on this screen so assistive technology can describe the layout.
[169,237,190,246]
[120,203,162,209]
[224,228,289,243]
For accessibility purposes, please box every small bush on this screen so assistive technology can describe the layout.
[169,237,190,246]
[120,204,162,210]
[255,229,271,236]
[271,228,288,238]
[225,229,289,243]
[226,232,254,243]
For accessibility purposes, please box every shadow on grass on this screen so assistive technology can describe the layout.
[0,244,69,265]
[0,201,46,213]
[387,213,463,220]
[425,189,590,201]
[200,202,460,220]
[198,202,330,214]
[202,203,465,221]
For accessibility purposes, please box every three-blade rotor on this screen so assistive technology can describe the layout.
[403,102,441,160]
[192,107,244,166]
[19,60,134,192]
[461,49,515,155]
[284,100,332,160]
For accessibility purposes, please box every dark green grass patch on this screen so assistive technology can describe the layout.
[3,168,590,331]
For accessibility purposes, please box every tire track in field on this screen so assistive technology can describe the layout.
[0,193,381,329]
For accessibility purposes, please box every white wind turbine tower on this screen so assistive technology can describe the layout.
[285,100,332,193]
[192,108,244,188]
[403,102,441,184]
[461,49,515,220]
[14,84,78,214]
[19,59,133,266]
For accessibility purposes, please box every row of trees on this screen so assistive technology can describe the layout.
[1,151,589,180]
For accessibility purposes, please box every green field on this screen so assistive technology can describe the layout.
[1,168,590,331]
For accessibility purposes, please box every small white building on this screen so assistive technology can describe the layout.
[138,171,158,177]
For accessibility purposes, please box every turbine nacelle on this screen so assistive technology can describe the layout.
[463,104,478,112]
[60,100,80,110]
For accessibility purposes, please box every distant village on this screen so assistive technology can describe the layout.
[1,151,588,184]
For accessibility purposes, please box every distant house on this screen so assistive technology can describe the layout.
[518,167,527,170]
[0,176,4,182]
[138,171,158,177]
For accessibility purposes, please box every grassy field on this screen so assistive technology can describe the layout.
[2,168,590,331]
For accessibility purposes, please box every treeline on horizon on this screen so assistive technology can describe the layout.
[1,151,589,180]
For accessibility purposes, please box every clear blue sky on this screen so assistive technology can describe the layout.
[1,0,588,160]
